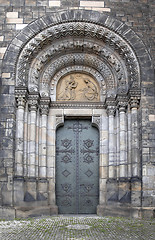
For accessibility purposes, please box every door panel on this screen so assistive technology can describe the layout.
[56,119,99,214]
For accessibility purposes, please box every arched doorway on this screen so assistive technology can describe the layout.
[7,9,151,218]
[56,119,99,214]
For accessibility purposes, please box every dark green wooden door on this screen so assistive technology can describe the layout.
[56,119,99,214]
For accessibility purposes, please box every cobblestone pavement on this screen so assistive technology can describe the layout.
[0,215,155,240]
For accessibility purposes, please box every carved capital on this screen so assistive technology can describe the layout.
[39,97,50,115]
[129,89,141,109]
[117,95,128,113]
[15,87,28,108]
[28,93,39,112]
[106,105,116,116]
[106,98,116,116]
[129,98,140,109]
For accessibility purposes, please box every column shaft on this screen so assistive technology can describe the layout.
[108,114,116,178]
[39,114,48,178]
[15,105,25,176]
[15,88,27,176]
[131,107,140,177]
[28,93,39,178]
[128,110,132,177]
[106,103,116,179]
[29,110,37,177]
[119,110,128,177]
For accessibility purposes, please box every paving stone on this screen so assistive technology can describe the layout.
[0,216,154,240]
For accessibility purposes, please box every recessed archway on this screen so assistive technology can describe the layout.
[4,9,152,217]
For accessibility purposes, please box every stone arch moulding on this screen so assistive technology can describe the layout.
[4,9,154,218]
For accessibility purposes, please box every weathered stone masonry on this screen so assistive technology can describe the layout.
[0,1,154,219]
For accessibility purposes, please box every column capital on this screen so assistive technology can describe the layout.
[106,105,116,116]
[39,97,50,115]
[28,92,39,112]
[129,89,141,109]
[15,87,28,108]
[105,98,116,116]
[117,95,128,113]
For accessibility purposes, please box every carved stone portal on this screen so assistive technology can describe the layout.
[56,73,100,102]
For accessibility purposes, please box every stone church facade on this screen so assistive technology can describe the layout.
[0,1,154,219]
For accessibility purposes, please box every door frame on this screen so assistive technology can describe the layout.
[47,107,107,213]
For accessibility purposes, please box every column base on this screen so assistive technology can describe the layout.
[97,205,155,219]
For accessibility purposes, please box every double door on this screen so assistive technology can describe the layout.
[56,119,99,214]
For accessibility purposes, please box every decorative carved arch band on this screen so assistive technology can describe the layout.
[16,21,140,92]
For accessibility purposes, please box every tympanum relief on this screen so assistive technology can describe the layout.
[56,73,100,102]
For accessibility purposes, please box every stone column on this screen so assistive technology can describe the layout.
[130,98,140,177]
[39,98,50,178]
[28,93,39,178]
[104,99,118,205]
[106,104,116,179]
[116,109,120,178]
[23,103,28,177]
[117,97,128,178]
[15,88,27,176]
[129,90,141,207]
[14,87,27,205]
[127,108,132,177]
[117,96,130,203]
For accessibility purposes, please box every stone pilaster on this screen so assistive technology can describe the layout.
[117,96,128,178]
[28,93,39,178]
[15,87,27,176]
[47,110,57,205]
[99,109,108,205]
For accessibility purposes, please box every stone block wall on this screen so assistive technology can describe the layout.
[0,0,154,216]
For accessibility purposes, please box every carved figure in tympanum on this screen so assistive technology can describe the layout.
[57,73,100,102]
